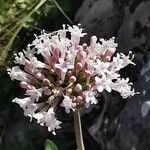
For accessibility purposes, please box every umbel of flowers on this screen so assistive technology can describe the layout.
[8,24,136,135]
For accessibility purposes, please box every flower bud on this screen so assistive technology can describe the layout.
[51,43,57,50]
[69,76,77,83]
[82,43,89,52]
[50,69,55,74]
[20,81,28,89]
[20,81,33,89]
[66,88,72,95]
[74,84,82,92]
[90,36,97,48]
[44,88,52,95]
[102,49,114,61]
[82,43,87,49]
[77,46,83,51]
[83,70,91,77]
[76,63,83,70]
[77,50,86,66]
[72,96,77,102]
[77,96,83,101]
[67,71,72,77]
[43,78,50,85]
[35,72,45,80]
[76,96,85,105]
[56,80,62,86]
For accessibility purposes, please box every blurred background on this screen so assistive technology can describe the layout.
[0,0,150,150]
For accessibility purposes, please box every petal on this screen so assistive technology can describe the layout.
[97,85,104,92]
[106,85,112,93]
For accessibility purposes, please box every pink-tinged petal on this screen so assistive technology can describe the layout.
[69,76,77,83]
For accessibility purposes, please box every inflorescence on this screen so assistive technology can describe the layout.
[8,24,136,134]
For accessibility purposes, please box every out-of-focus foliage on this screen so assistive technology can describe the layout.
[0,0,55,65]
[45,140,58,150]
[0,0,74,66]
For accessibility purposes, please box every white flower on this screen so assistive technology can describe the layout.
[61,95,76,113]
[12,97,31,108]
[88,42,102,60]
[30,57,50,69]
[106,71,120,80]
[24,104,38,119]
[94,60,110,75]
[14,52,27,65]
[34,112,45,126]
[111,52,135,71]
[45,109,61,135]
[68,24,86,47]
[55,58,73,72]
[7,66,33,82]
[13,97,38,120]
[26,87,43,101]
[58,24,67,39]
[23,46,36,59]
[111,53,125,71]
[33,35,52,63]
[34,108,61,135]
[120,52,135,67]
[100,37,118,54]
[95,75,112,93]
[55,58,74,82]
[112,78,135,99]
[14,47,36,65]
[84,90,98,106]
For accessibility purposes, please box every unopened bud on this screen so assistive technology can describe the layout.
[76,63,83,70]
[51,43,57,50]
[90,36,97,48]
[67,70,72,77]
[77,50,86,66]
[66,88,72,95]
[43,78,50,85]
[35,72,45,80]
[79,50,86,59]
[56,80,62,86]
[83,70,91,77]
[72,96,77,102]
[20,81,28,89]
[20,81,33,89]
[50,69,55,74]
[77,96,83,101]
[77,46,83,51]
[69,76,77,83]
[76,96,85,105]
[102,49,114,61]
[82,43,87,49]
[74,84,82,92]
[44,88,52,95]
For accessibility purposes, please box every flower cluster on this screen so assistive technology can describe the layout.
[8,24,136,134]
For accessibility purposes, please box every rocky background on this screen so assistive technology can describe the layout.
[0,0,150,150]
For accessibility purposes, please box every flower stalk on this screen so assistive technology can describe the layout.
[73,110,85,150]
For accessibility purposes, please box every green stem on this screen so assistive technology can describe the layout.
[52,0,73,24]
[73,110,85,150]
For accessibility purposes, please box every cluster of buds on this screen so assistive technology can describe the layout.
[8,24,136,134]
